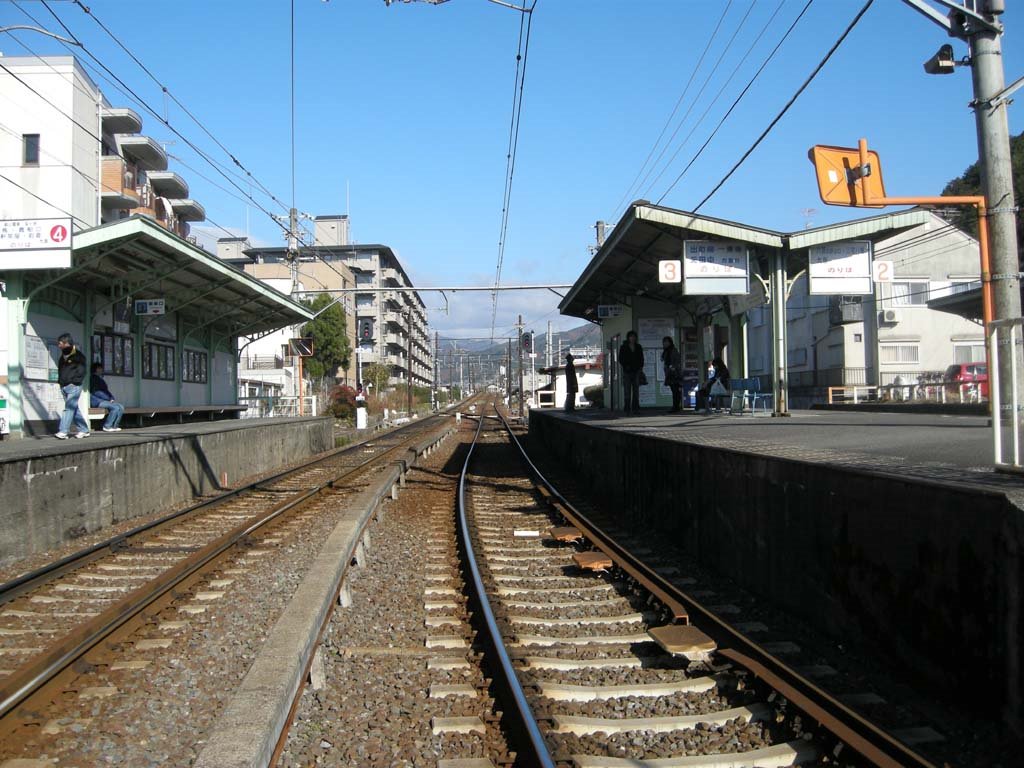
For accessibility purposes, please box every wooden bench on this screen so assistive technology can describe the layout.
[88,404,248,427]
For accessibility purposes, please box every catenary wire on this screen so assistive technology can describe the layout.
[609,0,734,217]
[687,0,876,212]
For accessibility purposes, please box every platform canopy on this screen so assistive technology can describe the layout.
[560,201,933,321]
[34,215,312,337]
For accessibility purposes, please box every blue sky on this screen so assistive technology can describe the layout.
[4,0,1022,340]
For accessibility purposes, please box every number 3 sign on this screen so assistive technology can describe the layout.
[659,260,682,283]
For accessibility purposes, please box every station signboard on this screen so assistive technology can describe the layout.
[597,304,624,318]
[682,240,749,296]
[0,217,73,269]
[135,298,166,316]
[809,240,873,295]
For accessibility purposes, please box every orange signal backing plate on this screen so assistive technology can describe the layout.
[808,144,886,208]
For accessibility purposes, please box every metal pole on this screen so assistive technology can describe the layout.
[546,320,552,369]
[770,248,789,416]
[518,314,524,418]
[991,322,1002,464]
[434,331,439,411]
[969,19,1022,414]
[507,339,512,406]
[406,310,413,416]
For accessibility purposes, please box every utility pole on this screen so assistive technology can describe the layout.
[434,331,439,411]
[507,339,513,406]
[595,220,607,248]
[406,310,413,416]
[517,314,524,418]
[546,320,553,369]
[903,0,1021,403]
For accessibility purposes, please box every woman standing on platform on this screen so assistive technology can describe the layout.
[618,331,644,415]
[661,336,682,413]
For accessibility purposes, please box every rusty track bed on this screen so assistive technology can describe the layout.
[454,405,940,768]
[0,412,455,739]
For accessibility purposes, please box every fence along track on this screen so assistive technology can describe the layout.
[0,412,454,740]
[455,405,939,767]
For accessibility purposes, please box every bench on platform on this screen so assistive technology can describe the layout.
[727,378,772,415]
[88,404,248,427]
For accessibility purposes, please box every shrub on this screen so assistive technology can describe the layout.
[328,385,358,420]
[583,385,604,408]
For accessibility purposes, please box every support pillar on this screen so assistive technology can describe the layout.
[4,275,27,438]
[770,248,790,416]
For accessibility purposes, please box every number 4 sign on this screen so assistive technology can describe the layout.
[873,260,893,283]
[659,260,682,283]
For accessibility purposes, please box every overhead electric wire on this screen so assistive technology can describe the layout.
[641,0,787,198]
[490,0,536,341]
[50,0,289,213]
[0,172,91,228]
[25,2,293,239]
[609,1,733,216]
[636,1,757,201]
[688,0,876,213]
[655,0,816,205]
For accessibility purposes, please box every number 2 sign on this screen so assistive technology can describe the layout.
[873,260,893,283]
[659,260,682,283]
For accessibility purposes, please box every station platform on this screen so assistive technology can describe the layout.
[543,408,1021,500]
[0,416,333,566]
[528,407,1024,727]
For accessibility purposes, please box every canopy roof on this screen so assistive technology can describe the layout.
[560,202,932,321]
[28,215,311,337]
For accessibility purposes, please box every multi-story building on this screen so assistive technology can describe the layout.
[745,211,983,391]
[219,216,432,389]
[0,55,205,237]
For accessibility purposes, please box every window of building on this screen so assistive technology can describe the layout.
[950,280,979,295]
[182,349,208,383]
[853,333,863,342]
[91,333,134,376]
[23,134,40,165]
[890,280,929,307]
[879,343,920,364]
[954,342,986,364]
[143,341,176,381]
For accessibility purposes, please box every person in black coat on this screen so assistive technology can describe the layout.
[661,336,683,413]
[55,333,89,439]
[564,353,578,412]
[618,331,644,415]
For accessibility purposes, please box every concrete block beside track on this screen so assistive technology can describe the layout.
[0,417,333,566]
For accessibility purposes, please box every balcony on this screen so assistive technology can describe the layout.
[147,171,189,198]
[169,199,206,222]
[385,332,404,347]
[101,107,142,134]
[383,310,406,327]
[101,156,140,209]
[382,267,401,284]
[115,134,168,171]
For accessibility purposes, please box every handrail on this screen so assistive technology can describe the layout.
[457,409,555,768]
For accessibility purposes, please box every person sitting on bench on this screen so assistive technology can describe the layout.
[90,363,125,432]
[696,357,730,413]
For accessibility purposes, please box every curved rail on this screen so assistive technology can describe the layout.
[457,410,555,768]
[495,406,937,768]
[0,413,457,731]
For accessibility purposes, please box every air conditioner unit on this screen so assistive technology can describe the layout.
[882,309,900,324]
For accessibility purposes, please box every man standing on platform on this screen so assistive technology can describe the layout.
[55,333,89,439]
[564,353,578,412]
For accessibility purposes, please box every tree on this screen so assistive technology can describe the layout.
[362,362,391,397]
[301,295,352,381]
[941,130,1024,263]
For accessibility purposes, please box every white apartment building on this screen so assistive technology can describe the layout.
[0,55,205,237]
[746,211,983,390]
[219,216,433,389]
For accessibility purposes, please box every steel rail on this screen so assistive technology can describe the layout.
[495,407,938,768]
[0,415,445,606]
[458,407,555,768]
[0,416,455,731]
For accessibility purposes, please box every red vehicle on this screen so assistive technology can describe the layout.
[945,362,988,399]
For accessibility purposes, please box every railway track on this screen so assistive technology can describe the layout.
[458,407,941,768]
[0,409,462,757]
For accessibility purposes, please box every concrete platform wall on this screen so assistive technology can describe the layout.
[0,417,334,566]
[530,411,1024,725]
